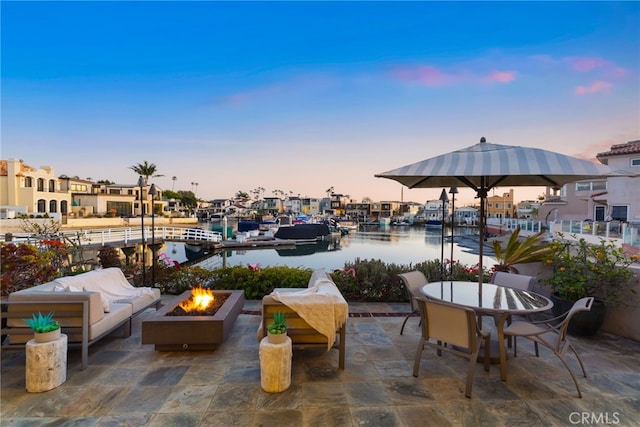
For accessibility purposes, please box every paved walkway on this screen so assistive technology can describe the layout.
[2,301,640,426]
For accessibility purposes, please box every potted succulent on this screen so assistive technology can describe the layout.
[492,228,553,274]
[24,311,61,343]
[267,312,288,344]
[543,233,638,335]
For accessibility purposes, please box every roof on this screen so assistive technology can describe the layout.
[0,160,35,176]
[596,140,640,161]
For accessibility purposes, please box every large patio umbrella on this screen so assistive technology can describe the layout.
[375,137,624,294]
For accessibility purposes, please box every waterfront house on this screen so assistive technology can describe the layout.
[538,140,640,224]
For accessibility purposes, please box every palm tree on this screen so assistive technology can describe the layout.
[130,161,164,184]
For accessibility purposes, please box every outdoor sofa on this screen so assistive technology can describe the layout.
[1,267,161,370]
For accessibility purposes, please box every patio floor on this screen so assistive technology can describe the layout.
[2,299,640,426]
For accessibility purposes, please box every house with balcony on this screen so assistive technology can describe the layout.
[538,139,640,225]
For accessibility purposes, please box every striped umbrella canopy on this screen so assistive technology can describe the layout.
[375,137,624,297]
[375,137,616,194]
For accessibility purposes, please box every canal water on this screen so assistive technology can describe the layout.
[159,225,497,272]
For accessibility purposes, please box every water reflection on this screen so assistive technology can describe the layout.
[159,225,495,271]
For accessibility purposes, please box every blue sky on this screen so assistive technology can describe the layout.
[2,1,639,205]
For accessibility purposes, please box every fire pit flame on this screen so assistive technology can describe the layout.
[179,286,215,312]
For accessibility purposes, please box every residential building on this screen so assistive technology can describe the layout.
[516,200,542,219]
[0,159,71,219]
[0,158,165,219]
[486,189,515,220]
[300,197,322,216]
[538,139,640,223]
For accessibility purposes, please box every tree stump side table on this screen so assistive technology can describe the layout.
[26,333,68,392]
[259,336,292,393]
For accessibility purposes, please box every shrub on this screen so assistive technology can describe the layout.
[1,243,60,296]
[124,257,494,302]
[97,246,122,269]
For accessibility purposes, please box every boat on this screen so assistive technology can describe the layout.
[379,217,391,226]
[425,219,443,228]
[274,223,330,241]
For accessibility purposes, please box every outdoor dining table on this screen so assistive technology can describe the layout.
[421,281,553,381]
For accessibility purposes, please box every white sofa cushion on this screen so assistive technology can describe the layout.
[53,268,157,313]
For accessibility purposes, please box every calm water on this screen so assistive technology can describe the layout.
[159,225,496,271]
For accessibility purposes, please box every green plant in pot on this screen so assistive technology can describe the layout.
[267,312,287,344]
[24,311,61,343]
[492,228,554,274]
[543,233,638,336]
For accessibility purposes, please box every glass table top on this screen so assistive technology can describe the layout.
[421,281,553,313]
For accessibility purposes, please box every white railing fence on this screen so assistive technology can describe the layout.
[1,227,222,247]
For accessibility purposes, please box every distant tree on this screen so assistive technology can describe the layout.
[178,191,198,210]
[236,191,249,199]
[130,161,164,184]
[97,179,114,185]
[163,190,181,200]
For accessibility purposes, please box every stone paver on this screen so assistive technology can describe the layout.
[2,301,639,426]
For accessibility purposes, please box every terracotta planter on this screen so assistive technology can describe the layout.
[550,292,606,336]
[34,328,61,343]
[267,331,287,345]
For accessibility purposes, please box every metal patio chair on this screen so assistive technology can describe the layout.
[397,271,427,335]
[503,297,594,398]
[413,298,490,398]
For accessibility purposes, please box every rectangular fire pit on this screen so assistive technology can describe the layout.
[142,289,245,351]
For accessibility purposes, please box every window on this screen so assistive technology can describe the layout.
[24,177,33,187]
[595,206,605,221]
[611,205,628,222]
[37,199,46,212]
[592,181,607,190]
[631,158,640,167]
[37,178,45,192]
[48,180,56,192]
[576,182,591,191]
[70,184,88,192]
[49,200,57,213]
[575,180,606,191]
[61,201,68,215]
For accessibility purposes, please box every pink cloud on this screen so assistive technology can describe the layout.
[391,66,460,87]
[482,70,516,83]
[574,80,612,95]
[390,66,515,87]
[565,56,627,78]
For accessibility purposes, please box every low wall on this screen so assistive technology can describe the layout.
[516,263,640,342]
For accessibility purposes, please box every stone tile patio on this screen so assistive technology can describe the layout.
[2,300,639,426]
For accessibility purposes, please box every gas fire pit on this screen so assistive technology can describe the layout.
[142,289,244,351]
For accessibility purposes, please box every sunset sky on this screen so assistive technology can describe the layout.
[2,2,639,205]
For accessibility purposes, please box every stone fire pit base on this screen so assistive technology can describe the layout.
[142,289,245,351]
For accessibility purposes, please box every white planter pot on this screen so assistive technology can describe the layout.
[267,331,287,345]
[34,328,61,343]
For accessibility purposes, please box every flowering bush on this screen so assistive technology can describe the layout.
[1,243,60,296]
[544,233,638,306]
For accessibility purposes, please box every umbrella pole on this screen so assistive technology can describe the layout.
[478,181,487,326]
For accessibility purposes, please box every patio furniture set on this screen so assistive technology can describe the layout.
[2,266,592,400]
[399,270,594,398]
